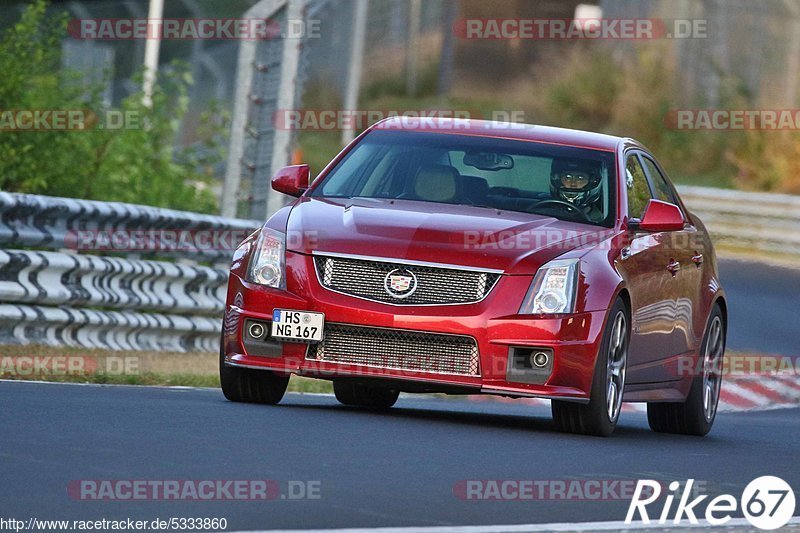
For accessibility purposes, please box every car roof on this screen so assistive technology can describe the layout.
[371,117,626,152]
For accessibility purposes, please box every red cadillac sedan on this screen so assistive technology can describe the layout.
[220,118,727,437]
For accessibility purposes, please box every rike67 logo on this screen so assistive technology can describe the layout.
[626,477,796,530]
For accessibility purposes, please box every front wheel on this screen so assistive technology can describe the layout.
[647,305,725,436]
[552,298,629,437]
[219,350,289,405]
[333,381,399,409]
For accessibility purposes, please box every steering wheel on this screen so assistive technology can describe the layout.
[535,199,591,223]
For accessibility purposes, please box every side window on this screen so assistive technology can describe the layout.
[625,154,652,219]
[641,156,679,206]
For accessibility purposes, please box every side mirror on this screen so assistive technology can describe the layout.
[271,164,310,197]
[634,199,685,232]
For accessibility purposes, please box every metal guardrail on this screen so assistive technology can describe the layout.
[0,193,260,352]
[0,187,797,353]
[0,192,261,262]
[0,250,227,314]
[678,186,800,256]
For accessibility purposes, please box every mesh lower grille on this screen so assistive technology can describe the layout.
[313,255,500,305]
[307,324,480,376]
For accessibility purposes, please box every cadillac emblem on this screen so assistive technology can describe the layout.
[384,268,417,299]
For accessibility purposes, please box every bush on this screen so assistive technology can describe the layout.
[0,0,226,213]
[535,47,621,133]
[728,131,800,194]
[530,44,741,187]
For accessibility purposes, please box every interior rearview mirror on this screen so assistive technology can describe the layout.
[463,152,514,171]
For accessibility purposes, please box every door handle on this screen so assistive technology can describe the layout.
[667,259,681,276]
[692,253,704,267]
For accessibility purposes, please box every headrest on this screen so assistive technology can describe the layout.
[413,164,459,202]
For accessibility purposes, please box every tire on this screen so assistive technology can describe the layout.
[647,305,725,436]
[333,381,399,409]
[552,298,629,437]
[219,349,289,405]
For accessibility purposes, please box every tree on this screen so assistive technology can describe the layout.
[0,0,226,213]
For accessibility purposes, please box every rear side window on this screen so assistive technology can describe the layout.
[625,155,651,219]
[641,156,679,206]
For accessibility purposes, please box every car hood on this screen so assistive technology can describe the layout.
[286,197,610,275]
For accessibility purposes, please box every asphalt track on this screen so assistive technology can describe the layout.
[1,382,798,531]
[1,259,798,531]
[718,259,798,356]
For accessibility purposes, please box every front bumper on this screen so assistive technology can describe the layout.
[223,252,607,401]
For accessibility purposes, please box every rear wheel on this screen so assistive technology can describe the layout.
[219,349,289,405]
[552,298,629,437]
[647,305,725,436]
[333,381,399,409]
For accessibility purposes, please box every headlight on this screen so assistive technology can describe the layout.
[246,227,286,289]
[519,258,579,315]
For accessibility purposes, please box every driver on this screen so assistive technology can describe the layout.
[549,158,604,221]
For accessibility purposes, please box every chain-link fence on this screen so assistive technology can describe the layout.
[223,0,453,220]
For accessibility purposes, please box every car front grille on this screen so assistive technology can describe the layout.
[306,323,480,376]
[313,254,501,305]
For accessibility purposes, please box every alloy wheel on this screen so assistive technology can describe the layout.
[702,316,724,422]
[606,311,627,422]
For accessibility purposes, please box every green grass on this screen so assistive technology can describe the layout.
[0,344,334,392]
[1,366,334,393]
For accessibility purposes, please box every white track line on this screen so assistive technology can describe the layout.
[232,516,800,533]
[0,378,208,390]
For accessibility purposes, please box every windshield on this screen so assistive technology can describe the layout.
[311,130,617,227]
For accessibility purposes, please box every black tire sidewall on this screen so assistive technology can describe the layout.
[588,298,630,435]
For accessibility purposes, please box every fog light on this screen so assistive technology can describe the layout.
[248,322,265,339]
[531,351,550,368]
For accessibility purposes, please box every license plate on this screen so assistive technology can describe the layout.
[271,309,324,343]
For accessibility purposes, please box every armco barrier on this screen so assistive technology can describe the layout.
[0,192,260,262]
[0,250,227,314]
[0,187,797,353]
[0,193,260,352]
[677,185,800,256]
